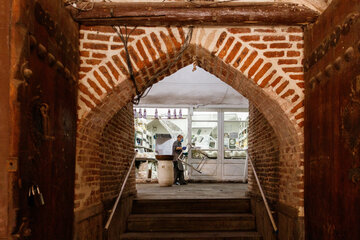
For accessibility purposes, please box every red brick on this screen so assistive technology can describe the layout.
[167,28,182,49]
[283,67,303,73]
[83,42,108,50]
[92,53,106,59]
[286,27,303,33]
[278,59,298,65]
[225,42,242,63]
[250,43,267,50]
[289,35,303,41]
[99,66,115,87]
[227,28,251,34]
[240,35,260,42]
[87,78,103,96]
[248,59,264,78]
[295,112,304,120]
[215,31,228,49]
[93,70,112,92]
[113,36,134,43]
[287,51,301,57]
[253,63,272,83]
[160,31,175,56]
[112,55,129,76]
[292,94,300,103]
[296,82,305,88]
[270,76,282,87]
[111,45,123,50]
[276,80,289,94]
[79,95,95,109]
[80,67,92,73]
[270,43,292,48]
[260,70,277,88]
[86,59,102,65]
[150,32,166,60]
[80,51,90,57]
[233,47,249,68]
[78,83,101,105]
[263,36,286,41]
[177,27,186,43]
[106,61,120,81]
[240,51,258,72]
[291,100,304,113]
[142,36,158,62]
[264,51,284,58]
[218,36,235,59]
[87,33,110,41]
[297,43,304,49]
[290,74,304,80]
[281,89,295,98]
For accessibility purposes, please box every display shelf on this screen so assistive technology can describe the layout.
[135,145,153,151]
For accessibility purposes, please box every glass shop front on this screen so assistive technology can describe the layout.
[134,107,249,182]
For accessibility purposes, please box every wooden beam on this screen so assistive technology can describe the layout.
[67,2,319,26]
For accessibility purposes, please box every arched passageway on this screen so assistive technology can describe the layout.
[74,25,305,239]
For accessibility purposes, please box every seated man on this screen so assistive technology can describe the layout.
[172,134,187,185]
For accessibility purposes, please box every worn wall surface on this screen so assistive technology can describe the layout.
[5,0,79,239]
[100,103,136,201]
[76,25,305,218]
[74,104,135,240]
[248,104,280,204]
[0,0,11,238]
[304,0,360,239]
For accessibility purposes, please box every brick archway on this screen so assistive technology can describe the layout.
[75,26,305,215]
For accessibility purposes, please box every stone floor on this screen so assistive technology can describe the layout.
[136,183,248,199]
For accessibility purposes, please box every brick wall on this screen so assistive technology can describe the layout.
[100,103,136,201]
[248,103,280,204]
[75,25,305,215]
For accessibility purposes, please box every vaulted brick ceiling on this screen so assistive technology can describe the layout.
[84,0,332,12]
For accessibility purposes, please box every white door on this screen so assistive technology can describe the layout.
[188,110,221,181]
[221,111,248,182]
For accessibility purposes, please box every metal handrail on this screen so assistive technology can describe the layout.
[104,154,137,230]
[247,152,278,233]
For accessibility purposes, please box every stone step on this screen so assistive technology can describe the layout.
[127,213,256,232]
[132,198,251,214]
[120,231,262,240]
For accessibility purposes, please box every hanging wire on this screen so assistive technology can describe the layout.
[113,25,194,105]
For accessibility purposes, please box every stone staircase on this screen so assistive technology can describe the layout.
[120,198,262,239]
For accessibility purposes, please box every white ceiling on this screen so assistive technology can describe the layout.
[138,65,249,108]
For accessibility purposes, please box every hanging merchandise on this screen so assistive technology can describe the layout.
[138,108,142,118]
[179,109,183,119]
[155,108,159,119]
[173,109,177,119]
[143,109,147,119]
[167,109,171,119]
[134,108,137,118]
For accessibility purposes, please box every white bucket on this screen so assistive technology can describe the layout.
[157,160,174,187]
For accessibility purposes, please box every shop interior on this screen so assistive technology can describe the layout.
[133,65,250,183]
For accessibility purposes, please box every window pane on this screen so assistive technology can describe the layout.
[191,149,218,159]
[191,122,218,149]
[224,121,248,159]
[192,111,218,121]
[224,150,247,159]
[224,112,249,121]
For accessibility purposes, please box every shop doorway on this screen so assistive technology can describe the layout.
[133,65,250,183]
